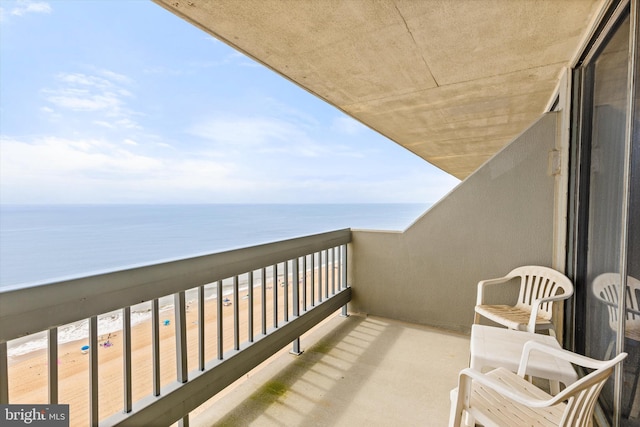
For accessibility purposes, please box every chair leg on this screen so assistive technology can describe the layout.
[448,388,461,427]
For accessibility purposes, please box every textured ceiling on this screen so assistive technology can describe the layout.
[154,0,603,179]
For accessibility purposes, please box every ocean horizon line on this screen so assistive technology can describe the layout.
[1,203,430,287]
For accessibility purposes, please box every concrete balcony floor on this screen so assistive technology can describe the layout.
[192,313,470,427]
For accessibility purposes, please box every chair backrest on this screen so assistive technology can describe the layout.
[593,273,640,334]
[557,351,626,426]
[508,266,574,321]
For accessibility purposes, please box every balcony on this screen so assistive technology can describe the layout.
[190,313,469,426]
[0,227,471,426]
[1,112,574,427]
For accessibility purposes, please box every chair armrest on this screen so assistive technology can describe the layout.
[527,293,574,332]
[457,367,557,408]
[517,341,627,404]
[476,276,513,305]
[518,340,625,374]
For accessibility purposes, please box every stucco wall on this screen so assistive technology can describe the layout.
[349,112,559,333]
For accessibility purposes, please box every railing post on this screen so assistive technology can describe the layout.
[332,247,337,295]
[175,292,188,383]
[291,257,303,355]
[233,276,240,351]
[341,244,349,317]
[198,286,205,371]
[283,261,289,322]
[261,267,267,335]
[48,328,58,404]
[217,280,223,360]
[318,251,323,303]
[302,255,307,312]
[248,271,254,343]
[324,249,329,299]
[310,252,315,307]
[89,316,99,427]
[273,264,278,328]
[123,306,132,413]
[174,291,189,427]
[152,298,161,396]
[0,342,8,404]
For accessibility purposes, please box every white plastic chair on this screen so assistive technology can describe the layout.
[474,266,574,335]
[449,341,627,427]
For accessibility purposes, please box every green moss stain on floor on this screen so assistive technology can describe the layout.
[250,380,288,405]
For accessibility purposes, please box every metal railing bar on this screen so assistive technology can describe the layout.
[291,257,301,355]
[325,249,330,299]
[174,292,188,384]
[340,245,347,289]
[152,299,160,397]
[310,252,315,307]
[261,267,267,335]
[0,342,8,404]
[341,245,349,317]
[332,247,337,295]
[302,256,307,312]
[272,264,278,329]
[216,281,223,361]
[89,315,99,427]
[324,250,328,297]
[48,328,58,404]
[104,287,351,427]
[233,276,239,351]
[318,251,323,303]
[328,249,332,296]
[0,229,351,343]
[292,258,299,318]
[248,271,254,343]
[123,306,132,413]
[283,261,289,322]
[198,286,205,371]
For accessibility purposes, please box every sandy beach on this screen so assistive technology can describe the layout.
[6,272,332,426]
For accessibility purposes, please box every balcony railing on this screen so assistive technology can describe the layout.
[0,228,351,426]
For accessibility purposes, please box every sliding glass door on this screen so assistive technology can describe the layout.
[571,3,639,425]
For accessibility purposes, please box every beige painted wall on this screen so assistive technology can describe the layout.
[349,112,559,333]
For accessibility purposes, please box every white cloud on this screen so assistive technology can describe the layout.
[42,70,140,129]
[45,88,122,112]
[1,136,157,176]
[0,136,238,203]
[0,133,459,204]
[189,116,301,146]
[9,1,51,17]
[97,69,132,85]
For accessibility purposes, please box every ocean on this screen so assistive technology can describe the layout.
[0,203,428,358]
[0,203,428,288]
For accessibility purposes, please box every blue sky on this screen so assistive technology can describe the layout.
[0,0,459,204]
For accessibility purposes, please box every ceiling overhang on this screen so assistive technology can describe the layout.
[153,0,604,179]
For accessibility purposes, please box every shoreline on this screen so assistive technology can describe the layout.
[6,273,323,426]
[6,279,262,363]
